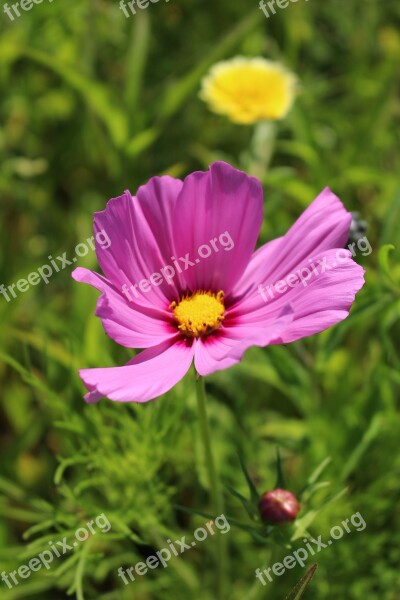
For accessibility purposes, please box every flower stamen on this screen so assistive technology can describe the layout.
[170,291,225,338]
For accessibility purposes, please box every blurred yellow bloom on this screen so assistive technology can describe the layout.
[378,27,400,57]
[200,57,298,125]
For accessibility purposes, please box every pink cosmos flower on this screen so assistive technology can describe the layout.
[72,162,364,404]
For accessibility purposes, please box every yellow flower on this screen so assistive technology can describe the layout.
[200,57,298,125]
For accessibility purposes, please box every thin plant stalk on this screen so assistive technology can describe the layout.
[195,374,226,600]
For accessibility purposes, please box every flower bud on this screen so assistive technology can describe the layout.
[258,488,300,524]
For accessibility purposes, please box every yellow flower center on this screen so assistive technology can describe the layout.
[170,291,225,338]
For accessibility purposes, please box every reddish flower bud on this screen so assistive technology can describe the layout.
[258,488,300,524]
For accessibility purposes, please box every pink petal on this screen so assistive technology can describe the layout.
[194,305,293,376]
[229,249,365,343]
[228,237,282,302]
[193,333,242,376]
[172,161,263,294]
[80,337,195,403]
[72,267,176,348]
[93,176,183,310]
[273,256,365,344]
[230,187,352,305]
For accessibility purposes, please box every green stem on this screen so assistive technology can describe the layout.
[248,120,278,179]
[195,374,226,599]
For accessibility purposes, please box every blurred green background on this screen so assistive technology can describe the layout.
[1,0,400,598]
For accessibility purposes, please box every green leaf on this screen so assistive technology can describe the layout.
[224,483,258,519]
[340,414,383,482]
[284,563,318,600]
[125,127,160,157]
[299,457,331,497]
[238,452,260,505]
[291,488,347,541]
[378,244,397,283]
